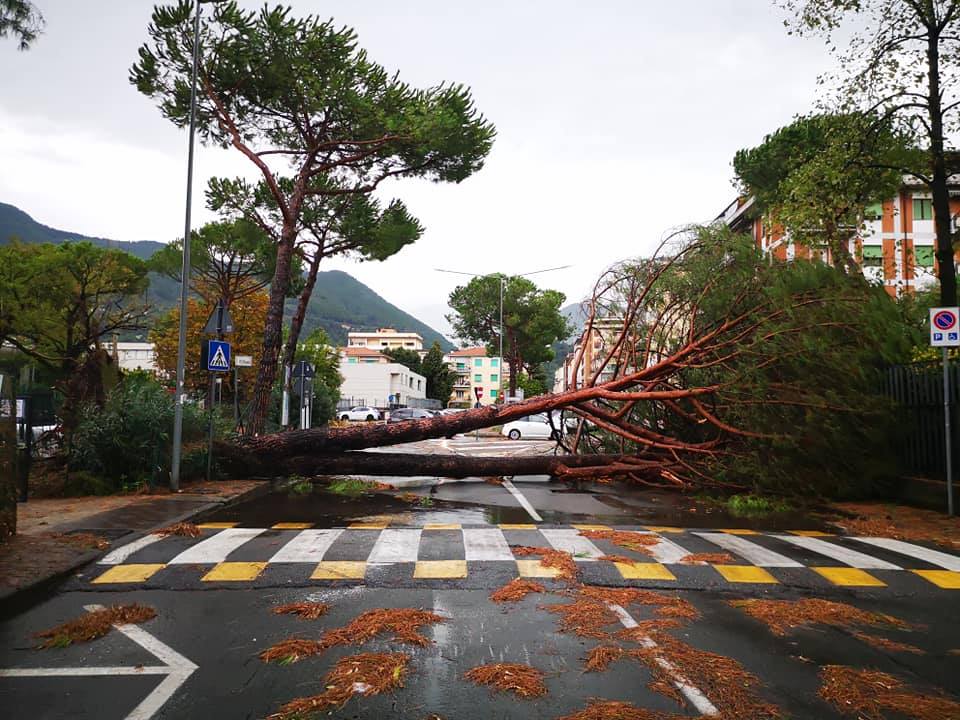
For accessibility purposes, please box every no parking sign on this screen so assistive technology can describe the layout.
[930,307,960,347]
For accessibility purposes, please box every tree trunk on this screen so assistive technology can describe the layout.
[248,225,297,435]
[927,25,958,306]
[218,449,666,480]
[280,249,322,384]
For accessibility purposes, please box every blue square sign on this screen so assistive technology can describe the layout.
[935,332,944,342]
[206,340,231,372]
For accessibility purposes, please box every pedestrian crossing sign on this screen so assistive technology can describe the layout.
[204,340,231,372]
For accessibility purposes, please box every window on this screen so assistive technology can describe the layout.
[474,374,482,383]
[405,342,415,347]
[490,389,498,399]
[409,378,413,388]
[490,358,499,368]
[914,246,935,268]
[348,357,358,364]
[864,202,883,221]
[490,374,498,383]
[474,358,483,367]
[455,390,465,399]
[913,198,933,220]
[862,245,883,268]
[417,380,422,390]
[456,363,466,371]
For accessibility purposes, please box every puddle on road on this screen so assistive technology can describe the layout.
[203,478,830,531]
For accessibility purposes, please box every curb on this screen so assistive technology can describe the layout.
[0,481,273,612]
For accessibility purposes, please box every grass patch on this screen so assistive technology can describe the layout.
[725,493,792,517]
[286,475,313,496]
[326,478,380,496]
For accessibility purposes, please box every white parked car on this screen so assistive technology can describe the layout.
[501,413,562,440]
[339,406,381,422]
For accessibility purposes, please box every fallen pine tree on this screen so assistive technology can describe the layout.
[219,227,918,497]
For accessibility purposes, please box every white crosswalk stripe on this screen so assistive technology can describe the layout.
[269,529,344,563]
[463,528,515,561]
[694,532,803,568]
[368,528,422,563]
[540,528,605,560]
[99,533,163,565]
[851,537,960,570]
[775,534,901,570]
[638,532,698,565]
[168,528,265,565]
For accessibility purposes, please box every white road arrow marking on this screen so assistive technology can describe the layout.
[0,604,196,720]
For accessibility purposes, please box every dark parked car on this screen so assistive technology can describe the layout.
[387,408,435,423]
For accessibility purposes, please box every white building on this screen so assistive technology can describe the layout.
[347,328,424,352]
[105,341,158,373]
[338,360,426,408]
[444,347,505,407]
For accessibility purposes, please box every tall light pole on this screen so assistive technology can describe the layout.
[170,0,208,491]
[436,264,571,403]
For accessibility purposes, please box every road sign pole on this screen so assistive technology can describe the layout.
[281,365,290,427]
[233,366,239,426]
[945,346,954,516]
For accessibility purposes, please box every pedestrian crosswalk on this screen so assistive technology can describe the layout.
[86,523,960,591]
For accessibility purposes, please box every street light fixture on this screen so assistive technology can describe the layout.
[171,0,220,491]
[435,264,572,404]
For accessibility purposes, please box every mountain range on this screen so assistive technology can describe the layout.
[0,202,453,350]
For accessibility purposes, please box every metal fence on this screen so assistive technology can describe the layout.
[885,361,960,480]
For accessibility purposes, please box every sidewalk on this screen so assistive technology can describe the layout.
[0,479,268,604]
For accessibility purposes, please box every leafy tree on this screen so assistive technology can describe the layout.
[781,0,960,304]
[447,275,569,395]
[515,371,548,399]
[383,347,423,372]
[420,342,455,403]
[0,0,43,50]
[149,218,286,306]
[0,241,150,427]
[131,1,495,434]
[150,282,269,395]
[293,328,342,426]
[733,113,911,272]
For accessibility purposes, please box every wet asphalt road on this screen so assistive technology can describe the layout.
[2,437,959,719]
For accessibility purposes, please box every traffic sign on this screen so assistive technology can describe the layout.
[205,340,231,372]
[930,307,960,347]
[203,300,234,336]
[292,360,315,379]
[234,354,253,367]
[474,387,483,399]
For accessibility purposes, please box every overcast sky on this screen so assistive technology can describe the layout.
[1,0,835,337]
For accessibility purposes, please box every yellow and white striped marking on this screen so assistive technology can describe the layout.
[348,520,390,529]
[423,523,461,530]
[311,561,366,580]
[414,560,468,579]
[269,529,343,563]
[713,565,779,584]
[614,562,676,581]
[499,523,537,530]
[92,563,166,584]
[196,522,238,529]
[169,528,264,565]
[516,560,562,578]
[812,567,885,587]
[643,526,685,533]
[201,561,266,582]
[272,522,313,530]
[912,569,960,589]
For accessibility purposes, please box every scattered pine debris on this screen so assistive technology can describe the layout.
[271,602,330,620]
[153,522,202,538]
[819,665,960,720]
[850,631,925,655]
[543,597,618,639]
[579,586,700,622]
[320,608,445,649]
[399,492,420,503]
[268,652,410,719]
[557,700,690,720]
[485,477,504,485]
[54,532,111,550]
[680,552,735,564]
[628,631,781,719]
[464,662,547,698]
[259,638,323,664]
[584,645,628,672]
[598,554,639,565]
[729,598,913,637]
[512,546,579,580]
[578,529,660,555]
[34,604,156,649]
[490,578,546,603]
[828,502,960,549]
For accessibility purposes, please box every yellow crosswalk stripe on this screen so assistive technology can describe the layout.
[197,522,238,529]
[92,564,165,584]
[414,560,468,578]
[713,565,779,584]
[614,562,676,581]
[311,561,366,580]
[423,523,461,530]
[201,561,267,582]
[572,524,610,530]
[516,560,562,578]
[272,522,313,529]
[718,529,759,535]
[348,521,390,529]
[789,530,833,537]
[499,524,538,530]
[643,526,685,533]
[912,569,960,589]
[812,567,885,587]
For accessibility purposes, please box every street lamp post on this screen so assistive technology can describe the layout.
[436,264,571,404]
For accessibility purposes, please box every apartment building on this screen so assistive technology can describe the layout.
[445,347,504,407]
[719,179,960,296]
[553,318,625,393]
[338,359,426,408]
[105,341,158,373]
[346,328,424,352]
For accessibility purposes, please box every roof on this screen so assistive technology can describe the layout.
[340,346,388,359]
[448,347,488,357]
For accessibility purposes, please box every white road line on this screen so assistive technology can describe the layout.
[540,529,604,560]
[463,528,515,561]
[694,532,803,568]
[607,603,718,716]
[634,532,695,565]
[0,604,198,720]
[852,536,960,570]
[367,528,422,563]
[167,527,264,565]
[268,529,344,563]
[99,534,164,565]
[500,479,543,522]
[775,535,901,570]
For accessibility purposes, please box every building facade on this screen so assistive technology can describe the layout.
[553,318,625,393]
[444,347,504,407]
[339,346,389,364]
[347,328,424,352]
[105,341,158,373]
[338,360,426,408]
[719,180,960,297]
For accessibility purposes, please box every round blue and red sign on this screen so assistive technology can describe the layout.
[933,310,957,331]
